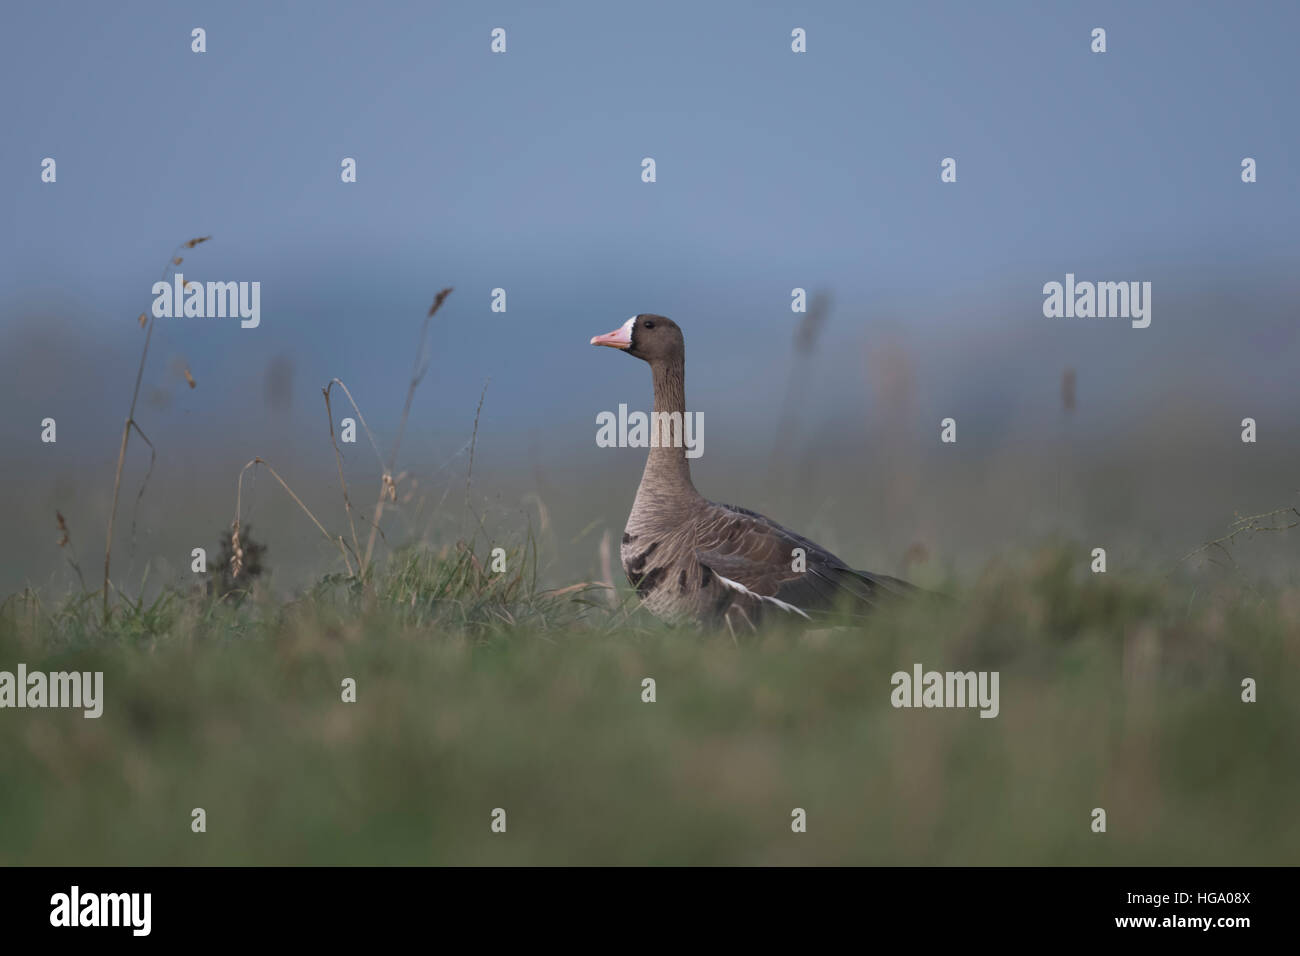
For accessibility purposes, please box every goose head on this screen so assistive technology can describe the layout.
[591,314,683,366]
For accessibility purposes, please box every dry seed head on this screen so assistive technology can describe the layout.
[137,312,147,328]
[427,287,452,317]
[183,366,196,389]
[230,521,243,577]
[185,236,212,248]
[173,256,183,265]
[56,511,69,547]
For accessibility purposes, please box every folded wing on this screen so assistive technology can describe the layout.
[693,502,915,619]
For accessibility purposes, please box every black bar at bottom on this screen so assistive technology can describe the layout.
[0,866,1281,941]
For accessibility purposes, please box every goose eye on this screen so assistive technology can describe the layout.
[643,320,655,329]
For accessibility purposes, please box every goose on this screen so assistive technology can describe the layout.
[591,314,917,629]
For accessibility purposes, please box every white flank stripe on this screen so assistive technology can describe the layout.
[715,574,811,619]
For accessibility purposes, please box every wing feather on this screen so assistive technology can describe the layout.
[692,502,914,618]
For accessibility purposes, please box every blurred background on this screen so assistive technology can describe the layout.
[2,0,1298,597]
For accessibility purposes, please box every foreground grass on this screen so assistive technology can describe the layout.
[1,545,1297,865]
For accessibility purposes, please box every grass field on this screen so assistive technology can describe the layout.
[4,265,1297,865]
[2,539,1297,866]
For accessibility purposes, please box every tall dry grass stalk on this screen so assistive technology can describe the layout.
[461,378,490,536]
[362,288,453,571]
[56,511,87,592]
[104,272,456,608]
[1176,498,1300,570]
[597,528,618,609]
[223,288,454,589]
[868,334,919,564]
[323,378,385,571]
[103,236,210,619]
[770,291,831,486]
[1056,367,1076,529]
[233,457,354,577]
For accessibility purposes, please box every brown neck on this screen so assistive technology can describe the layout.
[639,356,699,500]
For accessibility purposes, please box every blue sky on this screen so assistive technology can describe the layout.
[2,1,1297,528]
